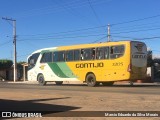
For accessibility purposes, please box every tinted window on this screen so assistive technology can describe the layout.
[40,52,52,63]
[53,51,65,62]
[96,47,109,59]
[74,50,80,61]
[59,51,65,62]
[110,45,125,59]
[104,47,109,59]
[96,48,104,59]
[81,49,90,60]
[66,50,74,61]
[53,52,59,62]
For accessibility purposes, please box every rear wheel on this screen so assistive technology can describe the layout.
[102,81,114,86]
[129,81,134,86]
[37,74,46,86]
[55,81,63,85]
[86,73,98,87]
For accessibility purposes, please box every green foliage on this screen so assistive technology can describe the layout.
[0,59,13,70]
[17,61,26,64]
[17,61,27,69]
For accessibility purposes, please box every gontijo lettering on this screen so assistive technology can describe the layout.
[76,62,104,68]
[132,54,147,59]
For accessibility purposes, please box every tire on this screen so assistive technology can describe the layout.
[86,73,97,87]
[129,81,134,86]
[102,81,114,86]
[37,74,46,86]
[55,81,63,85]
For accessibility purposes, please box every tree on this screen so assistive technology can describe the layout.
[0,59,13,70]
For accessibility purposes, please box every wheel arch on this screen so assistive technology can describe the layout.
[37,73,43,81]
[85,72,96,82]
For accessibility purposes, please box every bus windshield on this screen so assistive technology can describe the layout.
[28,53,40,70]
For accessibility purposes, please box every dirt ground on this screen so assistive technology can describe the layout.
[0,82,160,120]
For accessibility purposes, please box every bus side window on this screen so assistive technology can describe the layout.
[53,52,59,62]
[66,50,74,61]
[110,45,125,59]
[59,51,65,62]
[110,46,117,59]
[92,48,95,59]
[104,47,109,59]
[96,47,104,60]
[40,52,52,63]
[81,49,84,60]
[74,50,80,61]
[83,48,93,60]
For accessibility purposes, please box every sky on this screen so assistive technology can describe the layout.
[0,0,160,62]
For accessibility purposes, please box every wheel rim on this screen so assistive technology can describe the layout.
[39,76,44,83]
[88,76,94,85]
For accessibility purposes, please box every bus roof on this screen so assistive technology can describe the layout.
[29,40,145,55]
[57,40,144,50]
[31,47,57,54]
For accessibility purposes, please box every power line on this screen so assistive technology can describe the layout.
[17,25,160,43]
[15,0,109,19]
[112,23,160,32]
[18,13,160,38]
[18,24,160,42]
[111,14,160,26]
[112,35,160,41]
[17,33,106,41]
[112,27,160,35]
[138,36,160,40]
[0,40,12,47]
[19,25,107,37]
[111,25,160,34]
[111,35,137,40]
[88,0,101,25]
[54,0,92,25]
[91,35,107,43]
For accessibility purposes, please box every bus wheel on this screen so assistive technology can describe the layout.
[55,81,63,85]
[37,74,46,86]
[129,81,134,86]
[86,73,97,87]
[102,82,114,86]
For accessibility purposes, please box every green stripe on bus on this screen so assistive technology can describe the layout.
[48,63,68,78]
[56,62,77,78]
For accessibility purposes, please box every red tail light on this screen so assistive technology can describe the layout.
[128,64,132,72]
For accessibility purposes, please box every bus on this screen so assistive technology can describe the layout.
[27,41,147,87]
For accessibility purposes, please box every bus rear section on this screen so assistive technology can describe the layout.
[130,41,147,81]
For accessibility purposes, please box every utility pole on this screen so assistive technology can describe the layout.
[2,17,17,82]
[107,24,111,42]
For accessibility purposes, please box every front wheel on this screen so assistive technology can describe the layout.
[37,74,47,86]
[86,73,98,87]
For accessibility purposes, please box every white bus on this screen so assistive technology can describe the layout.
[27,41,147,86]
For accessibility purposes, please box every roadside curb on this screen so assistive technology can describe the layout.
[0,81,38,84]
